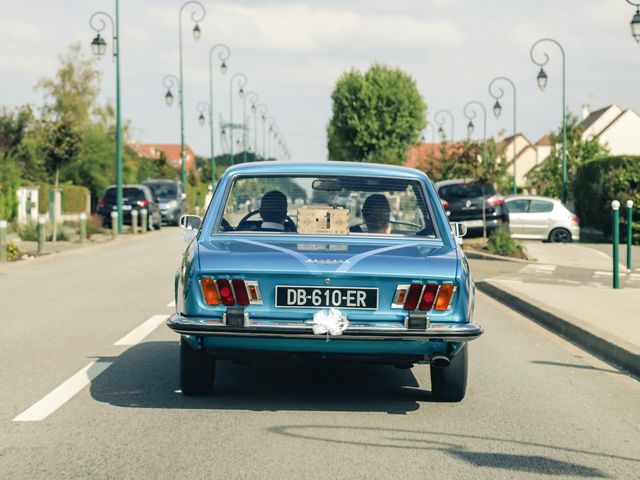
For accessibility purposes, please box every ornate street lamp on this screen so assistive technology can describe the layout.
[489,76,517,194]
[257,104,268,159]
[89,5,123,233]
[530,38,567,203]
[626,1,640,42]
[176,1,206,191]
[244,91,259,162]
[435,109,454,143]
[229,72,248,165]
[197,101,208,127]
[464,100,489,238]
[206,43,230,185]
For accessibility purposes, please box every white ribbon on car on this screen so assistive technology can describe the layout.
[311,308,349,341]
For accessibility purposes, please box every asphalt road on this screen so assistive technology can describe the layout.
[1,230,638,479]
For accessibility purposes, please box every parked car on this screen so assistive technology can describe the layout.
[435,179,509,235]
[96,185,161,230]
[167,162,483,401]
[142,180,186,226]
[505,195,580,242]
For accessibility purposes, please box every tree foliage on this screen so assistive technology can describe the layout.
[527,114,609,199]
[327,64,426,165]
[36,43,101,127]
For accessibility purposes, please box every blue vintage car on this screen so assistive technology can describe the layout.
[167,162,482,401]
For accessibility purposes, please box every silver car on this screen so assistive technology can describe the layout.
[505,195,580,242]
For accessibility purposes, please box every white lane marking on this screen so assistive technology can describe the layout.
[594,271,613,276]
[520,264,556,275]
[13,361,112,422]
[113,315,168,346]
[166,300,176,308]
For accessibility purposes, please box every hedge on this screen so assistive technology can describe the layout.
[38,183,90,215]
[574,156,639,241]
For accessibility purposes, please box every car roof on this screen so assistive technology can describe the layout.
[224,161,429,180]
[505,195,561,203]
[433,178,484,188]
[143,179,179,184]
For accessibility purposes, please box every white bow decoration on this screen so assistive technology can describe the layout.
[312,308,349,340]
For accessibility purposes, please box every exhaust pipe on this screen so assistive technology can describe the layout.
[431,355,451,368]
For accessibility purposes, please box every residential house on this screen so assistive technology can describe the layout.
[580,104,640,155]
[128,142,197,171]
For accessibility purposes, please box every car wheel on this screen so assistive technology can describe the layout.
[180,337,215,396]
[548,228,571,243]
[430,345,468,402]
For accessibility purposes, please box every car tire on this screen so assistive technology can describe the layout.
[180,337,215,396]
[430,345,468,402]
[548,228,571,243]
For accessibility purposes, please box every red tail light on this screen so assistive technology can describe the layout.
[232,279,250,306]
[571,215,579,224]
[98,199,105,209]
[403,284,424,311]
[440,198,449,210]
[419,284,439,311]
[216,279,235,306]
[137,199,150,208]
[394,282,455,312]
[486,195,504,207]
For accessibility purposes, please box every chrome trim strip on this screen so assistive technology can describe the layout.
[167,314,483,341]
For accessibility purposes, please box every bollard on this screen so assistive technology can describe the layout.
[627,200,634,273]
[195,205,201,217]
[79,213,87,245]
[131,210,139,235]
[0,220,7,262]
[38,216,46,255]
[140,209,148,233]
[111,211,118,238]
[612,200,620,289]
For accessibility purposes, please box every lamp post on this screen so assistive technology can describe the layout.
[229,72,248,166]
[435,110,454,143]
[423,121,436,144]
[244,92,259,161]
[489,76,517,194]
[530,38,567,203]
[257,104,268,159]
[265,117,276,160]
[206,43,230,185]
[175,1,205,191]
[626,1,640,42]
[464,100,488,239]
[89,3,123,233]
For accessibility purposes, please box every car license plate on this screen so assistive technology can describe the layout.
[462,219,483,228]
[275,286,378,309]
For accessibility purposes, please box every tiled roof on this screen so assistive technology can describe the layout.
[406,142,463,171]
[535,134,552,146]
[128,143,197,161]
[580,105,613,132]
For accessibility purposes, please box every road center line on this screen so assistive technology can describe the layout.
[13,361,112,422]
[113,315,168,346]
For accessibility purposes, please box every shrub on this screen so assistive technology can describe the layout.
[6,241,20,261]
[487,228,523,256]
[61,184,90,213]
[574,156,640,241]
[14,221,70,242]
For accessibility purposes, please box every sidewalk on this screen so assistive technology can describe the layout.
[470,243,640,378]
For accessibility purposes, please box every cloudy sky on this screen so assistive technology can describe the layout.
[1,0,638,162]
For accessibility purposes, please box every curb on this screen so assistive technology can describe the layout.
[476,281,640,379]
[464,249,531,264]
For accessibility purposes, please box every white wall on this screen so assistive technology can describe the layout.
[597,110,640,156]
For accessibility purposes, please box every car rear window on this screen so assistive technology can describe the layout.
[438,182,496,200]
[217,175,438,238]
[146,183,177,197]
[104,188,146,202]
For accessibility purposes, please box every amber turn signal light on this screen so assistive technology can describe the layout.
[200,278,220,305]
[434,284,455,311]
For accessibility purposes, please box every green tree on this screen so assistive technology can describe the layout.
[436,139,509,188]
[527,114,609,200]
[327,64,426,165]
[36,43,101,128]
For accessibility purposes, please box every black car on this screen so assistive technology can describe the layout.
[97,185,161,230]
[142,180,186,226]
[435,179,509,235]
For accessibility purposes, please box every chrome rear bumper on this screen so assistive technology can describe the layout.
[166,313,483,342]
